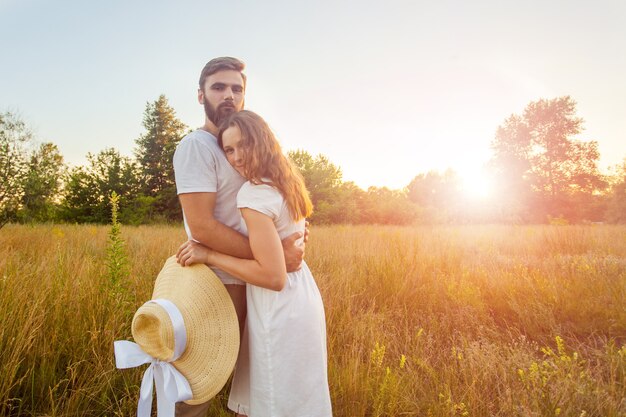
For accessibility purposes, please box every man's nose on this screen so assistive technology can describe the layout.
[224,88,234,101]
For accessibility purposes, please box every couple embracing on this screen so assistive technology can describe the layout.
[173,57,332,417]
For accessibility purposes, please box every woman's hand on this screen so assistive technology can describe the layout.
[176,240,214,267]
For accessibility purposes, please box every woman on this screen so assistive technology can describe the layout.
[177,110,332,417]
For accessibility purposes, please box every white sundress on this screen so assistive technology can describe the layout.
[227,181,332,417]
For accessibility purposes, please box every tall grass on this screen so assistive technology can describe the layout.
[1,224,625,416]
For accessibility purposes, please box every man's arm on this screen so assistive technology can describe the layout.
[179,192,254,259]
[178,192,306,270]
[179,208,288,291]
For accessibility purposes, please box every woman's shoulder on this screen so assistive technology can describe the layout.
[239,180,280,197]
[237,181,283,217]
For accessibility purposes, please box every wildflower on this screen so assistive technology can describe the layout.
[399,354,406,369]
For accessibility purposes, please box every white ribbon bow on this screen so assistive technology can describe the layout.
[114,299,193,417]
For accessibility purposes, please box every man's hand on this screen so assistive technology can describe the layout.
[303,220,310,244]
[282,231,304,272]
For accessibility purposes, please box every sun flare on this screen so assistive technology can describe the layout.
[459,169,493,200]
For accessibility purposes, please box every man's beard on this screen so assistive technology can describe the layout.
[205,101,241,127]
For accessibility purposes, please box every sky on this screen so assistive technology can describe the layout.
[1,0,625,190]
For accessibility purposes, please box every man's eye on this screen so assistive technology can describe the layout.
[233,87,243,93]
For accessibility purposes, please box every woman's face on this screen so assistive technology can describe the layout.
[221,125,247,177]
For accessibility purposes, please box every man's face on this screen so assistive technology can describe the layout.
[198,70,245,126]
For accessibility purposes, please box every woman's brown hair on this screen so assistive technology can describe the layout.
[218,111,313,221]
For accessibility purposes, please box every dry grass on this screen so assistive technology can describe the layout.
[1,224,625,416]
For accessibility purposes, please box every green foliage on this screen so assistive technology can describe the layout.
[106,192,129,290]
[105,192,133,319]
[310,181,365,224]
[368,342,406,416]
[517,336,597,416]
[490,96,607,222]
[606,159,626,223]
[361,186,417,225]
[607,182,626,223]
[60,148,140,223]
[119,194,158,225]
[18,142,65,223]
[289,150,418,225]
[2,95,622,226]
[288,149,343,224]
[0,112,32,228]
[134,95,187,221]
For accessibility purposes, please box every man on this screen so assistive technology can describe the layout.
[173,57,304,416]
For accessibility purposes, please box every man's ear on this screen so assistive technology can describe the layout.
[197,88,205,105]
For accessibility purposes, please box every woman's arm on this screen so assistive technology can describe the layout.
[178,192,254,259]
[176,192,305,272]
[178,208,288,291]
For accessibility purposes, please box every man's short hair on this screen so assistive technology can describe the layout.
[199,57,246,90]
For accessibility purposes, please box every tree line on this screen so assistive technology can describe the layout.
[1,95,625,228]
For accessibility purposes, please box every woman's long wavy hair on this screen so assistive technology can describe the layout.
[218,111,313,221]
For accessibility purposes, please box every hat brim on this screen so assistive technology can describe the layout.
[134,256,240,404]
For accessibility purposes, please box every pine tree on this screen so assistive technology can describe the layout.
[134,95,187,220]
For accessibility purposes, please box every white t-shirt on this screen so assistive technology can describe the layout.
[236,181,304,242]
[173,129,246,285]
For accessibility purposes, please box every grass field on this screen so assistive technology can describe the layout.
[1,224,625,416]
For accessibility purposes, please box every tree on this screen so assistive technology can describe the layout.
[288,150,344,224]
[606,158,626,223]
[18,143,65,222]
[60,148,140,223]
[134,95,187,220]
[490,96,606,222]
[361,186,418,225]
[489,114,535,222]
[313,181,366,224]
[0,112,32,228]
[407,170,462,223]
[288,150,419,225]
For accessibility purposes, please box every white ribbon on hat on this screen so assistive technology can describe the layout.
[114,298,193,417]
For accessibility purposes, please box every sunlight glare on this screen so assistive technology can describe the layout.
[459,169,493,201]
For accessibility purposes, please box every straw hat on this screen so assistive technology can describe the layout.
[131,256,240,404]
